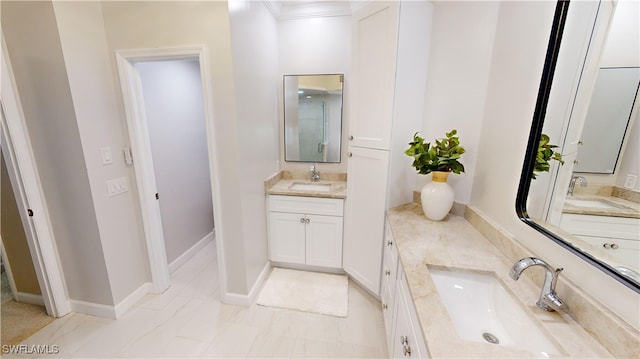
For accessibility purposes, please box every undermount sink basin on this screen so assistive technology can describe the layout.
[428,266,563,357]
[564,198,621,209]
[289,182,332,192]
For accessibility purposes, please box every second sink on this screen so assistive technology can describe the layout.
[289,182,332,192]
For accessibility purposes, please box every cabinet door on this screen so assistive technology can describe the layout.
[392,273,429,359]
[344,146,390,295]
[305,214,343,268]
[350,1,399,150]
[269,212,306,264]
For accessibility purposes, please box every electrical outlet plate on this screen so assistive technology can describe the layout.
[623,174,637,189]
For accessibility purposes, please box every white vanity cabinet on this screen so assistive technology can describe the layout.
[382,219,429,358]
[268,195,344,269]
[391,272,429,359]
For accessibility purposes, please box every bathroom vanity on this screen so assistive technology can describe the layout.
[382,202,635,358]
[265,171,347,270]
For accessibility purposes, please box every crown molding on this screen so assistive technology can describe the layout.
[264,1,352,20]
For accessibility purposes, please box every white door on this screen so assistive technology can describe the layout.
[305,214,343,268]
[343,146,390,295]
[349,1,399,150]
[269,212,306,265]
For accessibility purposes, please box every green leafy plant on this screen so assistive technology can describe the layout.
[533,134,564,179]
[405,130,465,175]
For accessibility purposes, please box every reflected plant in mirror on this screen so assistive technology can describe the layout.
[532,134,563,179]
[518,0,640,292]
[283,74,344,163]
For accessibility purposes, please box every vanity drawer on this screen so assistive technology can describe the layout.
[268,195,344,216]
[560,214,640,241]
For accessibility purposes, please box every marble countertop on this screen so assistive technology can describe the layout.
[264,171,347,199]
[562,193,640,219]
[387,203,613,358]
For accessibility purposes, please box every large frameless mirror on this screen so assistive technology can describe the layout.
[517,0,640,292]
[283,74,344,163]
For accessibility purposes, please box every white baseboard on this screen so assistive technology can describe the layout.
[114,282,151,318]
[168,230,215,273]
[223,262,271,306]
[15,292,45,306]
[70,299,117,319]
[69,281,152,319]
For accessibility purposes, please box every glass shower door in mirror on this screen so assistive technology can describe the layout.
[283,74,344,163]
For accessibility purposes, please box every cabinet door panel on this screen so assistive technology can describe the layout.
[269,212,306,264]
[305,214,343,268]
[344,147,390,295]
[350,1,399,150]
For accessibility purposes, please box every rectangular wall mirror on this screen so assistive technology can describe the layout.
[283,74,344,163]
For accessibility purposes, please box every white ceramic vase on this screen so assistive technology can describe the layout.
[420,171,454,221]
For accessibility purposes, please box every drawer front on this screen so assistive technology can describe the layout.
[560,214,640,241]
[268,195,344,216]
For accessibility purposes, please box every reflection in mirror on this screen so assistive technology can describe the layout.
[518,0,640,292]
[283,74,344,163]
[575,67,640,173]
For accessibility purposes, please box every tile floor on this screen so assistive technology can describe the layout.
[4,241,388,358]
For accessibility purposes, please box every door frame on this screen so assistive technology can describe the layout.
[1,36,70,317]
[115,45,228,295]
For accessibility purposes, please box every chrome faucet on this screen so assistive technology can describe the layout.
[310,165,320,182]
[509,257,567,312]
[567,175,587,196]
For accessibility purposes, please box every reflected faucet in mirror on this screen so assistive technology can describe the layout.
[510,257,567,312]
[567,175,587,196]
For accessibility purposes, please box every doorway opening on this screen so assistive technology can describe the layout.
[116,46,226,296]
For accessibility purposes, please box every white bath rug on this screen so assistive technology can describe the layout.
[256,268,349,317]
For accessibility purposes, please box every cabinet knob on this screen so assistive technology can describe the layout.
[306,218,310,224]
[400,336,408,345]
[382,303,388,310]
[385,269,391,276]
[603,243,619,249]
[387,240,393,247]
[348,152,353,157]
[300,218,305,223]
[403,345,412,357]
[349,135,354,140]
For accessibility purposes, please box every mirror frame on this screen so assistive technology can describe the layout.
[515,0,640,293]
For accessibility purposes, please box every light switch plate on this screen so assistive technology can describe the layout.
[101,147,113,165]
[107,177,129,197]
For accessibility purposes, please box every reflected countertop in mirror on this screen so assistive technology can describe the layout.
[562,186,640,218]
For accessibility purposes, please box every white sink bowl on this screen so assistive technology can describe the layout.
[289,182,332,192]
[564,198,618,209]
[428,267,562,357]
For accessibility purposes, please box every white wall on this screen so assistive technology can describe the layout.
[52,1,150,307]
[415,1,500,204]
[99,1,251,296]
[136,60,214,264]
[228,0,280,294]
[471,1,639,330]
[278,15,351,173]
[1,1,114,306]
